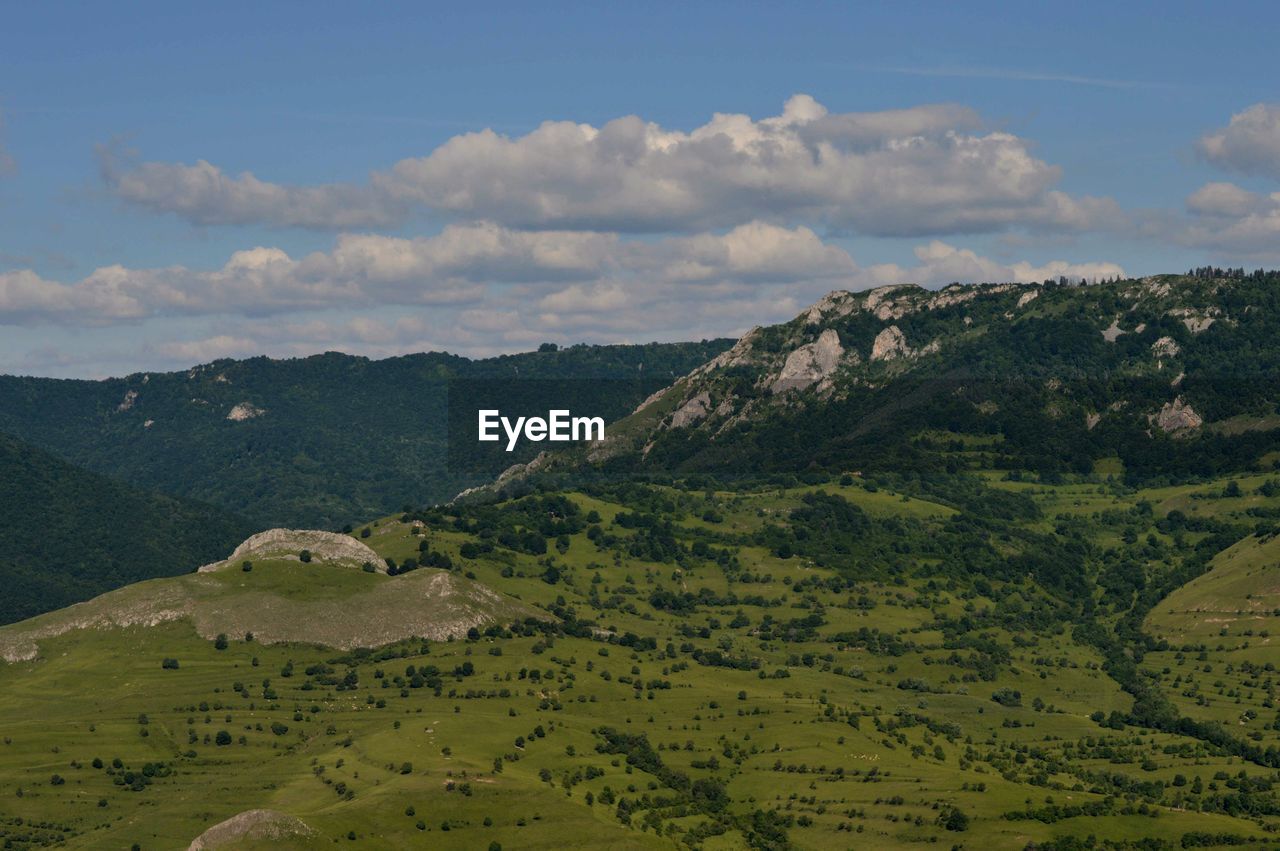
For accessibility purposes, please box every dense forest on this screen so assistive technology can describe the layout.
[0,432,252,624]
[0,341,730,528]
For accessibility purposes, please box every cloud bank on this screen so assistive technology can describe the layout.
[100,95,1120,237]
[0,222,1121,330]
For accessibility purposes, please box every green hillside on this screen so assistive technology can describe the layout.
[5,274,1280,848]
[494,271,1280,501]
[0,341,730,529]
[2,466,1279,849]
[0,432,253,626]
[1147,532,1280,640]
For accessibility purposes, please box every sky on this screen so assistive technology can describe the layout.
[2,0,1280,378]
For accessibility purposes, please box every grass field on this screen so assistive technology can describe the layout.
[2,472,1280,849]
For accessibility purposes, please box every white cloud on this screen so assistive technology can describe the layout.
[101,95,1120,237]
[1197,103,1280,179]
[149,334,262,363]
[1180,181,1280,258]
[0,222,857,325]
[1186,181,1267,217]
[97,144,401,229]
[1,223,1124,372]
[858,241,1126,288]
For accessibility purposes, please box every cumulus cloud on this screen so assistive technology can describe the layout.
[0,222,854,324]
[0,222,1123,355]
[857,241,1126,288]
[97,143,402,229]
[507,239,1124,352]
[1180,181,1280,258]
[1197,103,1280,179]
[101,95,1119,237]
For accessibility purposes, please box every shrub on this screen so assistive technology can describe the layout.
[991,688,1022,707]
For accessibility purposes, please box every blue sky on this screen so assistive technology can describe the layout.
[2,1,1279,377]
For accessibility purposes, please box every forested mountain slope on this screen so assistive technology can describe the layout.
[0,341,729,528]
[492,271,1280,502]
[0,432,252,624]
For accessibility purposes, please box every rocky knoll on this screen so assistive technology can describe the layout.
[188,809,313,850]
[0,529,548,662]
[199,528,385,573]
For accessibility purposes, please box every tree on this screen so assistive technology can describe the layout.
[991,688,1021,707]
[214,633,228,650]
[161,658,179,669]
[241,560,253,572]
[942,807,970,831]
[215,731,232,746]
[299,549,312,563]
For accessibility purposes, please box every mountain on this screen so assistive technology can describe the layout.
[481,271,1280,503]
[0,341,730,529]
[4,274,1280,849]
[0,431,253,625]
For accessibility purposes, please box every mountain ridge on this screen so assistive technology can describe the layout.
[0,341,731,528]
[468,271,1280,500]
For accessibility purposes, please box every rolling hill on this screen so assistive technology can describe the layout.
[1,470,1278,848]
[4,273,1280,848]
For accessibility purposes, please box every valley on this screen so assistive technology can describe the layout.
[1,465,1277,849]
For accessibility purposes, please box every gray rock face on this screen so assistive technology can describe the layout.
[225,402,265,421]
[670,391,712,427]
[770,329,845,394]
[199,528,385,573]
[188,809,313,850]
[803,290,858,324]
[870,326,910,361]
[1153,397,1203,433]
[1151,336,1181,358]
